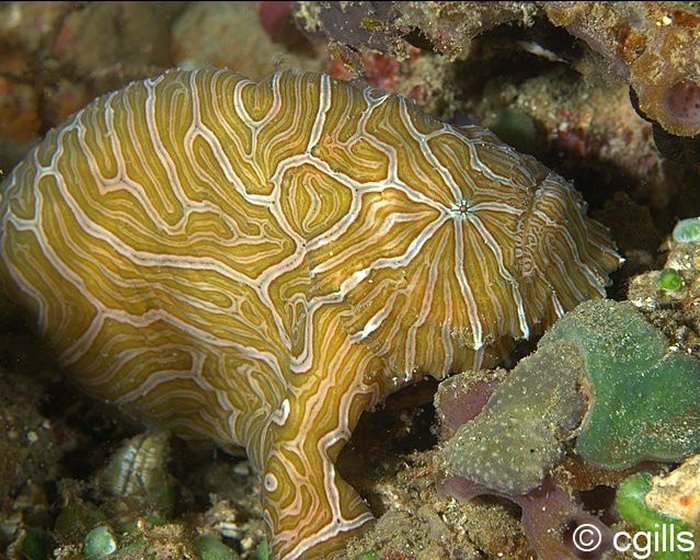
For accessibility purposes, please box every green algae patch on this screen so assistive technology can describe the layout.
[354,552,380,560]
[615,473,695,560]
[194,535,239,560]
[14,527,56,560]
[544,299,700,469]
[255,538,269,560]
[442,299,700,494]
[657,268,684,291]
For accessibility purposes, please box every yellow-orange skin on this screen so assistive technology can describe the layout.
[0,68,619,559]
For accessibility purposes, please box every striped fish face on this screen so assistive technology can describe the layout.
[306,94,619,382]
[0,68,620,560]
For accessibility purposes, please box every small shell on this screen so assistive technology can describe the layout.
[97,430,175,516]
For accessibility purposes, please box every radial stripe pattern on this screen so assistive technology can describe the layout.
[0,68,620,559]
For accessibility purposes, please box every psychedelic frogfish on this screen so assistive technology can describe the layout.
[0,68,620,559]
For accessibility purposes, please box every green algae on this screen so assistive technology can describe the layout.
[354,552,380,560]
[443,299,700,494]
[14,527,55,560]
[657,269,684,291]
[194,535,239,560]
[615,473,695,560]
[255,538,269,560]
[54,502,108,541]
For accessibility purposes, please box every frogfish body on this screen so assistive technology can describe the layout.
[0,68,619,559]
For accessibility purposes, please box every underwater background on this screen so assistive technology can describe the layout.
[0,2,699,559]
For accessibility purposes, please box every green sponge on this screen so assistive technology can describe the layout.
[544,299,700,468]
[443,299,700,494]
